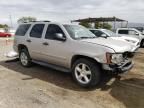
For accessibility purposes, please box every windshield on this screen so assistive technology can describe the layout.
[102,29,117,36]
[64,25,96,39]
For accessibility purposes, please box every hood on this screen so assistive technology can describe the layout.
[110,36,140,46]
[119,34,141,40]
[80,38,134,53]
[120,34,140,40]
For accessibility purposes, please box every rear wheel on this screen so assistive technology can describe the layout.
[19,49,32,67]
[72,58,101,88]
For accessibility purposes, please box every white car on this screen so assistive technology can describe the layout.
[116,28,144,47]
[90,29,140,52]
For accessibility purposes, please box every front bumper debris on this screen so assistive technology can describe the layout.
[102,60,134,74]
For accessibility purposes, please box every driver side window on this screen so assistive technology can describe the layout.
[128,30,138,35]
[45,24,65,40]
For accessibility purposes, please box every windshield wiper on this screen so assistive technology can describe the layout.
[79,37,96,39]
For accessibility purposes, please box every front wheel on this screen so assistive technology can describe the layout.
[72,59,101,88]
[140,40,144,48]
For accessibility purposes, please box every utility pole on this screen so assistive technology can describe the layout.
[9,14,13,29]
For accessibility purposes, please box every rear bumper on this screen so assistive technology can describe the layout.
[102,60,134,74]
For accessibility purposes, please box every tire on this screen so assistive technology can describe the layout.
[72,58,101,88]
[19,48,32,67]
[140,40,144,48]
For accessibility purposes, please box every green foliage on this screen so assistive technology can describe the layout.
[94,22,100,29]
[103,23,112,30]
[17,16,37,23]
[0,24,8,28]
[79,21,111,29]
[79,22,91,28]
[94,22,112,30]
[0,24,9,32]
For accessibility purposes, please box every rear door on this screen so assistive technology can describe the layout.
[26,23,46,60]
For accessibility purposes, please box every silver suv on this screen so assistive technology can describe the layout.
[14,21,135,87]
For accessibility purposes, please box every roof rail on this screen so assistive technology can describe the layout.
[23,20,50,23]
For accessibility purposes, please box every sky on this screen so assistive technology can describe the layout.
[0,0,144,28]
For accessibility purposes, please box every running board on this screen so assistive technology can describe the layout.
[32,60,70,73]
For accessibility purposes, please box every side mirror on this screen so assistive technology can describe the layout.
[55,33,66,41]
[101,34,107,38]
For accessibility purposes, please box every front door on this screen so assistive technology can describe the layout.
[41,24,69,67]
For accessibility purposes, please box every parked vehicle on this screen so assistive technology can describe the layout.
[9,29,16,36]
[89,29,140,52]
[14,22,135,87]
[116,28,144,47]
[0,32,12,37]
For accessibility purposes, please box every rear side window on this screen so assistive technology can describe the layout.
[30,24,45,38]
[118,30,128,34]
[15,24,31,36]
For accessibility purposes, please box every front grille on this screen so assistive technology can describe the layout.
[123,52,134,59]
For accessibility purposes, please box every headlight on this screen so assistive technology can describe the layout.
[106,53,124,64]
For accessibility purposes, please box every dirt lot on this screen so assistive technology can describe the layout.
[0,39,144,108]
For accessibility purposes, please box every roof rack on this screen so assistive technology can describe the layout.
[23,20,50,23]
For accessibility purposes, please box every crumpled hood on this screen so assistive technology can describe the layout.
[81,38,134,53]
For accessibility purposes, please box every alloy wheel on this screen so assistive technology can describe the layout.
[74,63,92,84]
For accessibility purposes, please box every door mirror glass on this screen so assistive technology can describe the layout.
[55,33,66,41]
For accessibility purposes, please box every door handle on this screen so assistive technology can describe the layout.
[43,42,49,46]
[26,39,31,43]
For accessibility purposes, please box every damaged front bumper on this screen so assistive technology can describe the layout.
[102,60,134,74]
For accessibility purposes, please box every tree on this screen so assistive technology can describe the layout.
[17,16,37,23]
[103,23,112,30]
[79,21,91,28]
[94,22,112,30]
[0,24,9,32]
[94,22,100,29]
[0,24,8,28]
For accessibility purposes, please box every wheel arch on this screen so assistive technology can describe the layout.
[71,55,101,68]
[18,44,28,52]
[140,39,144,47]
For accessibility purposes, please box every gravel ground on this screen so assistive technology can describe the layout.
[0,38,144,108]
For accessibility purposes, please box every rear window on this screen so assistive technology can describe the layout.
[15,24,31,36]
[30,24,45,38]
